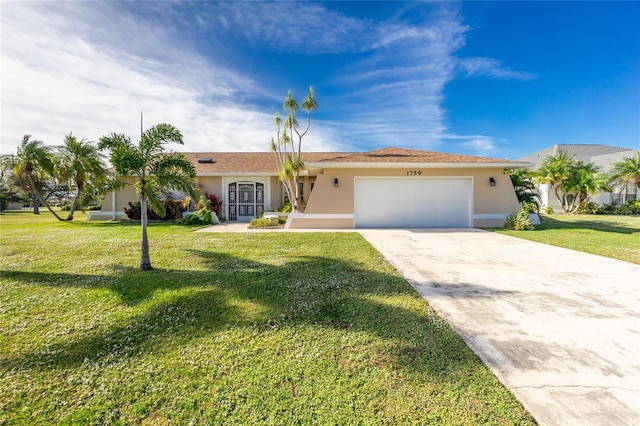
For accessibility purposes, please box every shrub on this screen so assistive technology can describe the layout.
[124,200,185,221]
[207,193,223,219]
[503,210,534,231]
[576,201,600,215]
[277,201,306,213]
[249,217,282,228]
[180,208,212,225]
[543,205,554,215]
[277,202,292,213]
[521,201,539,214]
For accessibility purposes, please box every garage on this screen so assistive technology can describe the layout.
[354,177,472,228]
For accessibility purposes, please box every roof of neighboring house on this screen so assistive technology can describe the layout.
[590,150,640,172]
[517,144,634,168]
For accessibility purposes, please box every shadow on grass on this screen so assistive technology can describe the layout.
[537,215,640,234]
[1,249,478,379]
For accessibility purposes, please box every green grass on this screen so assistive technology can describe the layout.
[0,210,534,425]
[496,214,640,264]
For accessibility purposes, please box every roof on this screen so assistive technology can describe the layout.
[517,144,633,168]
[183,152,345,174]
[305,147,531,169]
[180,147,530,174]
[311,147,521,164]
[590,149,640,172]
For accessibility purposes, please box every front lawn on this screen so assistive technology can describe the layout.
[496,214,640,264]
[0,211,534,424]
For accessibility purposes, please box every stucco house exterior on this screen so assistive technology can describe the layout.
[518,144,639,211]
[92,147,532,228]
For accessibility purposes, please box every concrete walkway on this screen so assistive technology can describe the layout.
[358,228,640,426]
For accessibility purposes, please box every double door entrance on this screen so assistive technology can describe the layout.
[228,182,264,222]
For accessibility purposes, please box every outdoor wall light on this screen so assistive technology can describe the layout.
[489,177,496,187]
[334,178,339,187]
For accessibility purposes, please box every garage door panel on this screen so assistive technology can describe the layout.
[354,178,471,228]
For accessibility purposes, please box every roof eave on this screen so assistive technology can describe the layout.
[304,161,534,169]
[196,172,280,177]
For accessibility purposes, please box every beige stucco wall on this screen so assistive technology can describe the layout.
[197,176,223,201]
[292,167,519,228]
[100,178,137,213]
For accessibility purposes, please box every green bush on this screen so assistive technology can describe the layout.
[576,201,600,214]
[180,208,212,225]
[124,200,185,221]
[503,210,534,231]
[543,205,554,215]
[575,200,640,216]
[521,201,539,214]
[248,217,282,228]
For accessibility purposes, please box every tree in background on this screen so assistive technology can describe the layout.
[563,161,610,213]
[534,150,574,213]
[98,123,197,270]
[5,135,63,219]
[534,151,610,213]
[0,157,29,211]
[609,152,640,194]
[55,133,108,220]
[270,87,318,213]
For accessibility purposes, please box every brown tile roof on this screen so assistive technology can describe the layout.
[182,152,346,174]
[181,148,525,174]
[310,147,519,164]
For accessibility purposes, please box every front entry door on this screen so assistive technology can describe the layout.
[228,182,264,222]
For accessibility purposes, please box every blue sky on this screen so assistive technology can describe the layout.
[1,1,638,159]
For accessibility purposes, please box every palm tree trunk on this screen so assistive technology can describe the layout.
[28,174,63,220]
[32,194,40,214]
[140,194,152,270]
[66,196,80,221]
[66,184,83,220]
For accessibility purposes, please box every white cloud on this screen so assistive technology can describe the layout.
[1,1,533,159]
[0,1,274,154]
[458,57,536,81]
[441,134,500,157]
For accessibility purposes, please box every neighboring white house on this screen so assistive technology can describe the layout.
[518,144,639,211]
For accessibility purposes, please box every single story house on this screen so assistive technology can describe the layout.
[92,147,532,228]
[518,144,639,211]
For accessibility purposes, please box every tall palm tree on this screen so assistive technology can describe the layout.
[277,87,318,213]
[534,150,575,213]
[12,135,62,219]
[56,133,107,220]
[609,152,640,194]
[98,123,196,270]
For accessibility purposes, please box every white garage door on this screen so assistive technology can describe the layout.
[354,178,472,228]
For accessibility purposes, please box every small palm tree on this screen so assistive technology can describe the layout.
[508,168,540,211]
[10,135,63,219]
[609,152,640,192]
[56,133,107,220]
[98,124,196,270]
[564,162,610,213]
[534,150,575,213]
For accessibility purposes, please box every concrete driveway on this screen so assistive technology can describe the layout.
[358,228,640,426]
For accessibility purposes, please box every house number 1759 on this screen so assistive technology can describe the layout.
[406,170,422,176]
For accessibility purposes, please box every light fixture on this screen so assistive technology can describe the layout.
[489,177,496,187]
[334,178,339,187]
